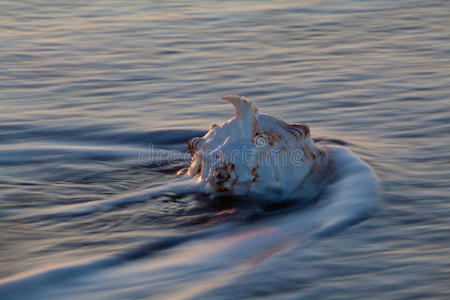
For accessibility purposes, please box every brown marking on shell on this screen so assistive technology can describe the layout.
[271,131,285,145]
[208,161,238,192]
[318,145,327,158]
[213,166,230,183]
[197,161,202,175]
[302,143,318,162]
[311,160,324,173]
[312,145,329,173]
[279,145,287,152]
[223,161,234,171]
[251,166,259,183]
[298,123,310,137]
[282,123,310,142]
[252,115,258,138]
[188,137,203,156]
[306,145,329,174]
[230,170,239,190]
[300,146,308,160]
[253,131,284,147]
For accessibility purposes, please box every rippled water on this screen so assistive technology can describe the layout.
[1,0,449,299]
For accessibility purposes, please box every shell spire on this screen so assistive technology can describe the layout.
[222,95,257,119]
[222,95,258,140]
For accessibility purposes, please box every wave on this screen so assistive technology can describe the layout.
[0,144,379,299]
[0,125,206,148]
[14,177,199,219]
[0,144,141,166]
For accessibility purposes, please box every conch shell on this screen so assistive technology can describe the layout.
[186,95,329,202]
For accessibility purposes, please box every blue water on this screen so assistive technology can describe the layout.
[1,0,449,299]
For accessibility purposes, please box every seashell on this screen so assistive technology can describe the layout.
[184,95,329,202]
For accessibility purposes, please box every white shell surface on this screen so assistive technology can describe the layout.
[187,96,329,202]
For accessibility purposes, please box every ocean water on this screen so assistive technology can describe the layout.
[0,0,449,299]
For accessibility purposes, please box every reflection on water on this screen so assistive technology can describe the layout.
[0,0,449,299]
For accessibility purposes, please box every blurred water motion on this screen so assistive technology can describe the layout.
[0,0,449,299]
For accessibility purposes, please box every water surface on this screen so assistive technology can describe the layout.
[0,0,449,299]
